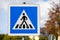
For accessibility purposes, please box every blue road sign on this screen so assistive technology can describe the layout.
[9,4,40,36]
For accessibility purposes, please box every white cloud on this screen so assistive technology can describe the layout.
[0,1,9,11]
[39,2,50,27]
[40,2,50,19]
[49,0,60,4]
[0,9,8,34]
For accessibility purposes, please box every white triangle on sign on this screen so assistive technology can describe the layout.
[13,10,35,30]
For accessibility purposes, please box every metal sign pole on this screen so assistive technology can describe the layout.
[22,36,25,40]
[21,2,26,40]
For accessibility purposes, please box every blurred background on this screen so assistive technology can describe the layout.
[0,0,60,40]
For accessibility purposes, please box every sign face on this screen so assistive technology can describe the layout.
[9,4,40,36]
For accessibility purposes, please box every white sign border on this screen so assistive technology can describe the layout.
[8,4,40,36]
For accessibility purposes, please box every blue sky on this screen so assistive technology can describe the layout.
[0,0,59,34]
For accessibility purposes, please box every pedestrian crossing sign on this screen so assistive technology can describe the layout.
[8,4,40,36]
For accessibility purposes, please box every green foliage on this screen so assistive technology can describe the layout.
[0,34,4,40]
[3,34,22,40]
[0,34,48,40]
[24,36,31,40]
[3,35,31,40]
[39,36,48,40]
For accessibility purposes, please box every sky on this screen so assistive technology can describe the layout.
[0,0,59,34]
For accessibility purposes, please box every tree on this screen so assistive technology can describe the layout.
[3,34,22,40]
[3,34,31,40]
[44,2,60,40]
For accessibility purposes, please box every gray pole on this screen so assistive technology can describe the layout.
[22,36,25,40]
[22,2,26,40]
[21,2,26,40]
